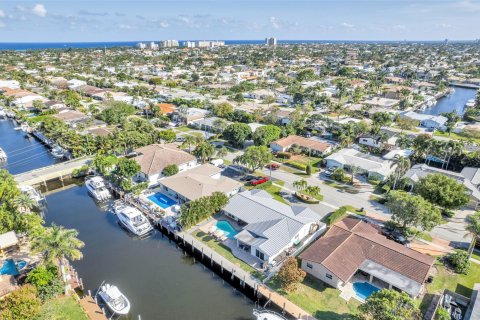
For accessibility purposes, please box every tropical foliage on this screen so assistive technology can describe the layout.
[178,192,229,229]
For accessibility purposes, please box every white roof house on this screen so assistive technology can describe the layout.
[0,231,18,255]
[325,148,396,181]
[223,190,325,264]
[400,111,448,129]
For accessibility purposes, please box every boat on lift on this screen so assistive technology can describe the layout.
[97,283,131,315]
[19,185,46,206]
[0,148,7,162]
[85,176,111,201]
[50,145,66,159]
[253,309,289,320]
[113,202,154,237]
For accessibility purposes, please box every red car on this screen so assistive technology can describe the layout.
[250,176,270,186]
[265,163,280,170]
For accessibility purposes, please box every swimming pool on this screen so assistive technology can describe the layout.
[0,259,20,276]
[147,192,177,209]
[352,282,380,301]
[216,221,238,239]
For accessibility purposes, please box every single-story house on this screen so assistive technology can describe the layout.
[223,189,325,265]
[400,111,448,130]
[404,164,480,209]
[300,217,435,298]
[358,132,397,150]
[173,107,210,124]
[159,164,242,203]
[0,231,19,257]
[190,117,233,133]
[53,109,91,127]
[325,148,396,181]
[44,100,66,109]
[363,97,399,108]
[133,144,197,186]
[270,135,333,156]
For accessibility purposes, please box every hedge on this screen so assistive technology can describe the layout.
[324,206,348,226]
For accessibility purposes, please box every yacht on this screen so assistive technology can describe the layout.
[50,145,65,159]
[0,148,7,162]
[19,186,46,206]
[85,176,111,201]
[113,202,153,236]
[97,283,130,315]
[253,309,289,320]
[0,109,6,118]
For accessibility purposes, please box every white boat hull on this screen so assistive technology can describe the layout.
[98,284,130,315]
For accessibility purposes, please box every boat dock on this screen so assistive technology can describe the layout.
[449,82,480,89]
[79,296,108,320]
[13,156,92,187]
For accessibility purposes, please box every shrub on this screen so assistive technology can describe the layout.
[276,257,306,292]
[0,284,42,319]
[306,164,312,175]
[435,307,450,320]
[332,168,348,183]
[286,160,307,171]
[25,264,64,301]
[325,206,348,225]
[163,164,179,176]
[447,250,470,274]
[276,152,292,159]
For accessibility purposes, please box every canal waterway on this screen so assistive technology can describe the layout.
[44,186,254,320]
[422,87,477,116]
[0,118,60,175]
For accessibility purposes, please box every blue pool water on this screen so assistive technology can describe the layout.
[0,259,19,276]
[147,192,177,209]
[216,221,238,239]
[17,260,27,270]
[353,282,380,300]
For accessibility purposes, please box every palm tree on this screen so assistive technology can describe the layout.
[349,165,361,183]
[293,179,308,192]
[391,155,411,190]
[12,193,37,213]
[466,211,480,258]
[193,142,215,163]
[216,147,228,159]
[182,135,197,153]
[31,224,84,265]
[443,140,464,170]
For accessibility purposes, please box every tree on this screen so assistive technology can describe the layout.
[162,164,179,176]
[372,112,392,127]
[92,154,118,175]
[178,192,229,229]
[11,193,37,213]
[386,191,442,231]
[223,123,252,148]
[193,142,215,163]
[466,211,480,258]
[391,155,411,190]
[0,284,42,320]
[415,173,469,212]
[306,164,312,176]
[359,289,421,320]
[182,135,198,153]
[31,224,84,265]
[59,90,81,109]
[447,250,470,274]
[216,146,228,158]
[349,165,361,183]
[252,125,281,146]
[112,157,140,182]
[293,179,308,192]
[233,146,272,172]
[276,257,306,292]
[212,102,234,118]
[25,264,64,301]
[435,307,451,320]
[98,101,136,124]
[155,129,177,143]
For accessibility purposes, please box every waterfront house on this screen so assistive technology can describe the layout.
[132,144,197,186]
[400,111,448,130]
[324,148,396,181]
[222,190,325,266]
[403,164,480,209]
[270,135,333,156]
[0,231,19,258]
[159,164,242,203]
[300,217,435,298]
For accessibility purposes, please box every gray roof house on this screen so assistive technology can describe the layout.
[400,111,448,130]
[404,164,480,209]
[223,190,325,265]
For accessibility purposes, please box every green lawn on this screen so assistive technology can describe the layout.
[343,205,366,216]
[434,131,480,144]
[175,126,193,132]
[323,181,360,194]
[472,250,480,261]
[193,230,265,280]
[420,261,480,313]
[268,275,359,320]
[37,296,88,320]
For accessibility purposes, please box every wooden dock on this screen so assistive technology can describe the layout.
[79,296,108,320]
[177,231,313,320]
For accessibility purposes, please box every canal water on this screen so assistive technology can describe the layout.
[0,118,60,175]
[44,186,254,320]
[422,87,477,116]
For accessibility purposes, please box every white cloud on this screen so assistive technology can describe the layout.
[393,24,406,30]
[270,16,280,29]
[119,24,135,30]
[0,21,5,28]
[453,0,480,12]
[0,10,5,18]
[341,22,354,28]
[32,4,47,17]
[435,23,452,28]
[159,21,169,28]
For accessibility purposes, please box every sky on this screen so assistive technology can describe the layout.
[0,0,479,42]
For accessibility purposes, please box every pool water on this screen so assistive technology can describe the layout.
[353,282,380,300]
[148,192,177,209]
[216,221,238,239]
[17,260,27,270]
[0,259,19,276]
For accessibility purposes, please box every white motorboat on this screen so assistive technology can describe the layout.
[97,284,130,315]
[253,309,289,320]
[0,109,6,118]
[85,176,111,201]
[50,145,65,159]
[20,185,46,206]
[113,202,153,236]
[0,148,7,162]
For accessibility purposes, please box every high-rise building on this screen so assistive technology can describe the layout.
[147,42,159,50]
[136,42,146,49]
[265,37,277,46]
[160,40,179,48]
[196,40,225,48]
[183,41,196,48]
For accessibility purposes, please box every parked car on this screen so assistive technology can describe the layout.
[265,163,280,170]
[323,168,334,177]
[250,177,270,186]
[240,175,257,182]
[386,230,409,245]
